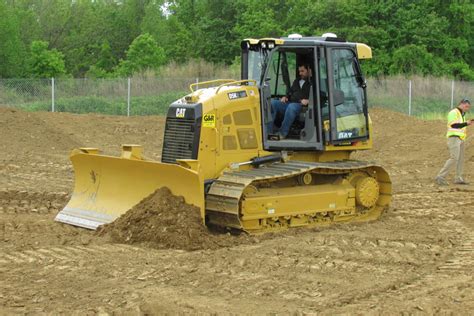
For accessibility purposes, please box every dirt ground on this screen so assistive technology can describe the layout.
[0,106,473,315]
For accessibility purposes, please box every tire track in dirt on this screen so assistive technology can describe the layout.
[0,244,146,266]
[8,227,434,313]
[0,215,99,252]
[0,244,193,314]
[341,230,473,314]
[0,216,467,314]
[121,221,453,312]
[317,191,474,315]
[0,190,69,214]
[0,159,73,193]
[438,232,474,271]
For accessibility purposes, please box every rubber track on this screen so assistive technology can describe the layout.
[206,160,391,231]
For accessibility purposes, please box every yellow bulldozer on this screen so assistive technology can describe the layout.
[55,34,391,233]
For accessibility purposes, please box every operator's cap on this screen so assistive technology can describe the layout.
[460,97,470,104]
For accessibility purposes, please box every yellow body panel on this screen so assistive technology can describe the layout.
[356,43,372,59]
[195,84,267,179]
[243,38,284,45]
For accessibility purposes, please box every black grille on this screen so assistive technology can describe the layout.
[162,117,198,163]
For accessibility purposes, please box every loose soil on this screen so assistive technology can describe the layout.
[98,187,257,251]
[1,106,473,315]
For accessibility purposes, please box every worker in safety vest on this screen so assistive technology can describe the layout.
[435,98,473,185]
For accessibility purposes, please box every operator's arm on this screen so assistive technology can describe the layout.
[299,81,311,106]
[280,80,300,103]
[285,79,299,100]
[301,81,311,100]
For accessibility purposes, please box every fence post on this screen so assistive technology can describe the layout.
[51,77,55,112]
[450,79,455,109]
[196,77,199,90]
[408,79,412,116]
[127,77,131,117]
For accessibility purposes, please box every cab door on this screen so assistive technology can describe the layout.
[326,47,369,144]
[262,47,324,151]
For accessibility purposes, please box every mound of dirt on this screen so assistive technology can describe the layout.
[98,187,255,250]
[0,107,81,156]
[1,106,166,159]
[1,107,166,192]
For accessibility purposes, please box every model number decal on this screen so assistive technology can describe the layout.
[228,91,247,100]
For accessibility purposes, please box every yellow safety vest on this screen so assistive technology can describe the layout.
[446,108,466,140]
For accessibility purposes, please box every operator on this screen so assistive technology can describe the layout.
[435,98,473,185]
[268,64,311,139]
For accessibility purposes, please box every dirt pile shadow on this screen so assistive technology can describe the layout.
[98,187,258,251]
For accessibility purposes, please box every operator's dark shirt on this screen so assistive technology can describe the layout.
[287,78,311,103]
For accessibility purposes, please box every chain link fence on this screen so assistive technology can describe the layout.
[0,77,213,116]
[368,77,474,119]
[1,77,473,117]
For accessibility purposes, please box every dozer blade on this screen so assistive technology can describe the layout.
[55,148,204,230]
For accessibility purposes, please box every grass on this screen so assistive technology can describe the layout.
[418,112,446,120]
[13,89,458,120]
[17,91,186,116]
[369,95,451,119]
[367,75,473,120]
[2,73,472,119]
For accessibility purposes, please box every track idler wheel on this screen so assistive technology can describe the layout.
[354,176,379,208]
[348,172,380,208]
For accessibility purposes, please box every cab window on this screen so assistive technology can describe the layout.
[331,49,368,141]
[268,50,297,97]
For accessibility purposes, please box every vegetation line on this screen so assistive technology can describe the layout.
[1,1,472,80]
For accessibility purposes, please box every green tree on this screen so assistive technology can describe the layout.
[389,44,435,76]
[28,40,66,78]
[116,33,166,76]
[61,0,122,76]
[434,1,473,67]
[233,0,286,39]
[448,61,474,81]
[0,1,25,77]
[86,42,118,78]
[141,1,192,63]
[2,0,472,79]
[195,0,239,64]
[96,42,116,72]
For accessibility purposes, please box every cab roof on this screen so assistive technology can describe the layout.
[241,36,372,59]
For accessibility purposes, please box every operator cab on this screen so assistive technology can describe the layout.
[241,35,370,151]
